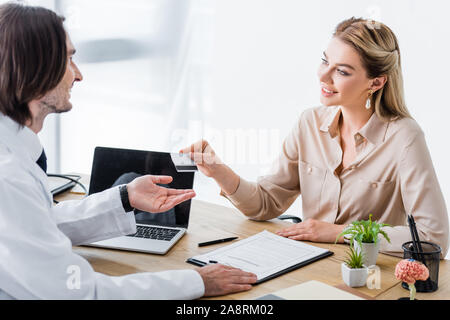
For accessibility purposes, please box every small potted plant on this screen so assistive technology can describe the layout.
[341,246,368,287]
[336,214,391,266]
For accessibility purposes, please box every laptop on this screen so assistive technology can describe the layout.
[86,146,195,255]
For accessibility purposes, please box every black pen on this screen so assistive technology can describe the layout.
[198,237,238,247]
[408,215,426,265]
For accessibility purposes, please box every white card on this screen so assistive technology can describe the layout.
[170,153,198,172]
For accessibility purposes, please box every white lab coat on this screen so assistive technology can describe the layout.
[0,115,205,300]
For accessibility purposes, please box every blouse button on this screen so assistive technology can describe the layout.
[371,183,378,189]
[307,167,313,174]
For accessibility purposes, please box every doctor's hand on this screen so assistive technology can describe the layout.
[197,264,257,297]
[276,219,347,243]
[127,175,196,213]
[180,140,240,195]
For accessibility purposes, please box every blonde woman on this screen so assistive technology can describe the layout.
[181,17,449,258]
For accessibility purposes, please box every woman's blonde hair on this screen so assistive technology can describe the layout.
[334,17,411,121]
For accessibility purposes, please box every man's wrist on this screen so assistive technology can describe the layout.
[119,185,134,213]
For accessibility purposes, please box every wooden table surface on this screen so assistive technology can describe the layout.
[57,178,450,300]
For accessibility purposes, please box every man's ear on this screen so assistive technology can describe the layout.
[370,75,388,93]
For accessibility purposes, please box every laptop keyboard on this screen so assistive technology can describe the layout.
[127,225,180,241]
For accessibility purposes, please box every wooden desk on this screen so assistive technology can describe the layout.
[57,180,450,300]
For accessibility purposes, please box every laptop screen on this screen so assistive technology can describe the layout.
[89,147,195,229]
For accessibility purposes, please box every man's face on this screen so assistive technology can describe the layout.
[40,33,83,114]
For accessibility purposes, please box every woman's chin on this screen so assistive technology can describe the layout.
[320,98,339,107]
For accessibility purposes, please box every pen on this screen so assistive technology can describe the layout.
[189,258,208,267]
[198,237,238,247]
[407,215,426,266]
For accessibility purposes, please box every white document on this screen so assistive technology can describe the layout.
[189,230,332,282]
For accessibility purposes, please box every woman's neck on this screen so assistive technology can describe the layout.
[339,105,374,136]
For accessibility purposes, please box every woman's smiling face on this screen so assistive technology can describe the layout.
[317,37,372,109]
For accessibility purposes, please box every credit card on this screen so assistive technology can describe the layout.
[170,153,198,172]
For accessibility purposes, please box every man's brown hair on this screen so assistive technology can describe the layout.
[0,2,67,126]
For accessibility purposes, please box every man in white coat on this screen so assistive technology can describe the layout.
[0,3,257,299]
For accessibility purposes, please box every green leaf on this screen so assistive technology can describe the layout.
[379,229,391,243]
[335,214,392,248]
[339,214,392,245]
[344,246,364,269]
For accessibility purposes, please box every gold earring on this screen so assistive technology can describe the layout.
[366,90,373,110]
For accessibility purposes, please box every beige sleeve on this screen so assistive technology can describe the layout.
[380,131,449,259]
[220,116,302,221]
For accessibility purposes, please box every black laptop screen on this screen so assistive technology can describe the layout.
[89,147,195,229]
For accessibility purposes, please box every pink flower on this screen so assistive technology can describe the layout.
[395,259,429,285]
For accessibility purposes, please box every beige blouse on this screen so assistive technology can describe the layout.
[222,106,449,258]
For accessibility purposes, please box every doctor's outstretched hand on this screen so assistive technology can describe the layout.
[126,175,196,213]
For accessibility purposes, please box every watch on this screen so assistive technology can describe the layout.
[343,235,351,245]
[119,185,134,213]
[342,225,351,244]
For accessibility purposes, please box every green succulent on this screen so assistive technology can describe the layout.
[344,246,365,269]
[336,214,392,248]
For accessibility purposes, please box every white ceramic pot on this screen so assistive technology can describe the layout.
[354,240,380,267]
[341,263,368,288]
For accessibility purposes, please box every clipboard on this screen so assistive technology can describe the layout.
[186,230,334,284]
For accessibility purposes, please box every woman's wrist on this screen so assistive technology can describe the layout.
[214,165,240,196]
